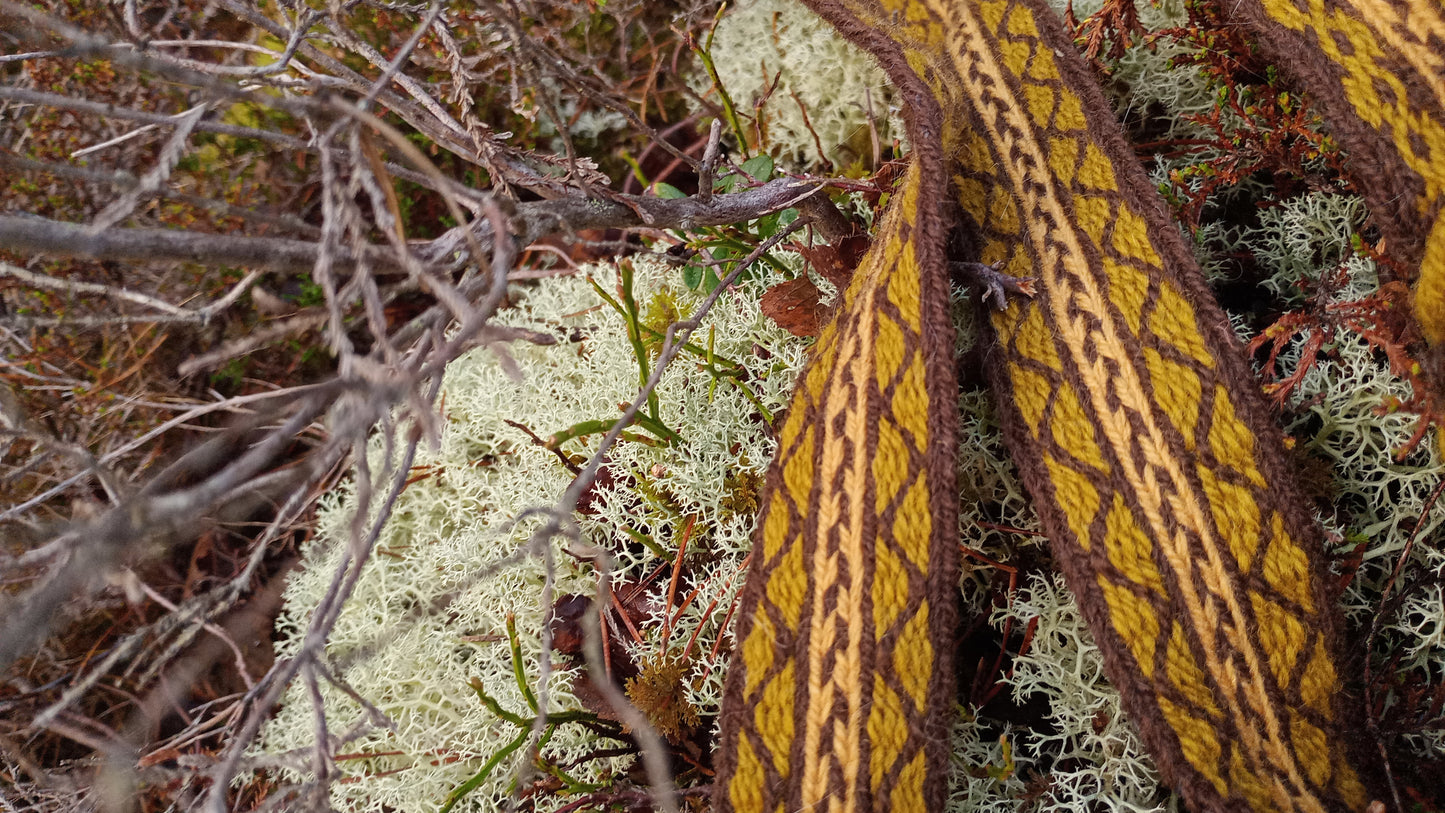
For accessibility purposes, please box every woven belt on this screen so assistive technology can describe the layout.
[713,0,1445,811]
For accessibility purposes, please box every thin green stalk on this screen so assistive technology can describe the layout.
[591,287,773,422]
[696,4,749,158]
[534,757,606,794]
[622,525,670,559]
[505,614,539,714]
[616,262,662,424]
[588,273,681,438]
[467,677,525,727]
[546,416,678,449]
[707,326,720,404]
[618,151,649,189]
[438,729,529,813]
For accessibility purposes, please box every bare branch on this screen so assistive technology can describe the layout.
[0,390,338,672]
[0,1,838,809]
[0,260,191,318]
[0,176,830,279]
[0,86,311,150]
[85,103,207,227]
[0,215,397,276]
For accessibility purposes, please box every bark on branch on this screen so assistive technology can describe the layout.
[0,177,835,275]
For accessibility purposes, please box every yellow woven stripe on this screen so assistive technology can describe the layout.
[1260,0,1444,198]
[798,244,874,812]
[722,163,942,813]
[941,0,1273,745]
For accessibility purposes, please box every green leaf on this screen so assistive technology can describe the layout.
[653,182,687,199]
[755,211,781,238]
[740,154,774,180]
[701,267,723,294]
[682,264,705,289]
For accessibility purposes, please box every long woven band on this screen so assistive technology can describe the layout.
[713,0,1399,811]
[710,73,962,813]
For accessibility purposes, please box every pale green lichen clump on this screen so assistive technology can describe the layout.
[1276,258,1445,760]
[947,575,1172,813]
[258,256,809,812]
[698,0,903,169]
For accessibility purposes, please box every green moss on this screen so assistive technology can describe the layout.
[625,651,702,744]
[640,287,682,358]
[720,466,763,521]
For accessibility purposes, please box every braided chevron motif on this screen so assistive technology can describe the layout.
[715,0,1443,810]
